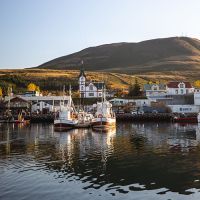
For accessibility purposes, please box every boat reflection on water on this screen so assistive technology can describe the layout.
[53,127,116,167]
[2,122,200,198]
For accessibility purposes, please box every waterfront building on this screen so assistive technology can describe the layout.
[166,81,194,95]
[143,83,167,100]
[144,83,167,96]
[194,89,200,106]
[167,104,199,113]
[5,95,70,113]
[78,67,105,98]
[4,96,31,115]
[156,94,199,113]
[109,98,151,106]
[143,81,198,113]
[20,91,42,97]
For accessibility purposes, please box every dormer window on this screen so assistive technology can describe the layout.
[152,85,158,91]
[179,83,184,88]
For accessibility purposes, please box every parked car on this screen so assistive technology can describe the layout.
[131,111,144,115]
[152,110,158,114]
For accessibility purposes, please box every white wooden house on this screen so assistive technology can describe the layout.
[78,67,104,98]
[166,81,194,95]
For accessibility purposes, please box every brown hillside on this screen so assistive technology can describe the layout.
[36,37,200,74]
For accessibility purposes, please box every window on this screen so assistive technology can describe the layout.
[99,93,102,96]
[152,85,158,91]
[89,93,94,97]
[179,83,184,88]
[81,86,84,91]
[175,90,178,94]
[181,89,184,94]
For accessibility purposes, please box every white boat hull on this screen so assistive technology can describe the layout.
[54,119,78,131]
[92,117,116,131]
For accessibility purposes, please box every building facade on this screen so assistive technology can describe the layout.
[143,83,167,101]
[78,67,104,98]
[5,95,70,113]
[166,81,194,95]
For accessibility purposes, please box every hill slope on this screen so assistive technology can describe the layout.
[37,37,200,74]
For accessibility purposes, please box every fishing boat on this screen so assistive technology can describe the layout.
[92,88,116,131]
[75,109,93,128]
[173,114,197,123]
[54,86,78,131]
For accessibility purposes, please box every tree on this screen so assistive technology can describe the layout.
[128,78,141,97]
[194,80,200,88]
[27,83,37,91]
[0,87,2,97]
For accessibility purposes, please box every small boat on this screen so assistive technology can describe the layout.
[173,114,197,123]
[54,86,78,131]
[92,88,116,131]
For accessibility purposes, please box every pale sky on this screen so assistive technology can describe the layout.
[0,0,200,69]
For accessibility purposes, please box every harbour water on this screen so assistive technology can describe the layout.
[1,122,200,200]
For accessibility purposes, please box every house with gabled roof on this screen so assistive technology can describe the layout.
[78,67,105,98]
[166,81,194,95]
[143,83,167,97]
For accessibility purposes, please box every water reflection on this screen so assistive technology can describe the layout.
[1,122,200,198]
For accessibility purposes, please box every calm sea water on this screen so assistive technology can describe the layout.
[1,122,200,200]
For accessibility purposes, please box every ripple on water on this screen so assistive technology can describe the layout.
[1,123,200,199]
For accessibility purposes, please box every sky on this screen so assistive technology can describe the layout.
[0,0,200,69]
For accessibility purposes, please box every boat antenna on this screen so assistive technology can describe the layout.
[104,85,106,102]
[69,84,71,96]
[62,85,66,106]
[63,85,66,96]
[68,84,71,107]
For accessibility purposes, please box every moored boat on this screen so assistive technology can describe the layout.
[174,114,197,123]
[92,88,116,131]
[75,110,93,128]
[54,86,78,131]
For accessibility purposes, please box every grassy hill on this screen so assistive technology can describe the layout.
[0,69,138,94]
[0,69,199,95]
[36,37,200,75]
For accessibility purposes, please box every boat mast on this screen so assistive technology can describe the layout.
[62,85,65,107]
[103,84,106,102]
[69,84,71,107]
[8,86,12,111]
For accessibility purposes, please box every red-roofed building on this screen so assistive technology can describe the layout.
[166,81,194,95]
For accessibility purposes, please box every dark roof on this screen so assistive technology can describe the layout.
[78,67,86,78]
[167,81,192,88]
[93,82,105,90]
[143,83,166,91]
[8,96,29,103]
